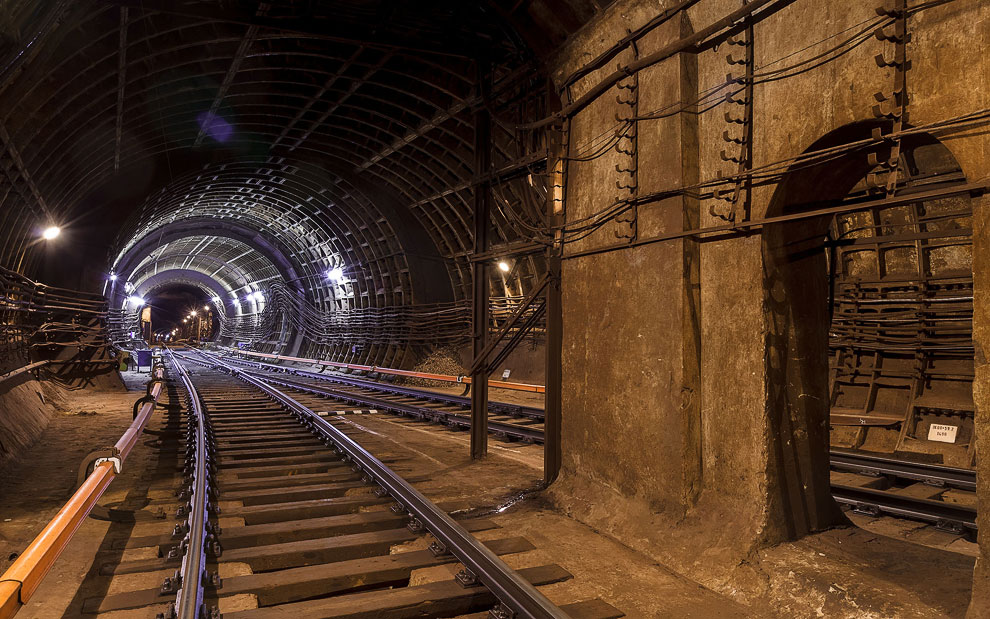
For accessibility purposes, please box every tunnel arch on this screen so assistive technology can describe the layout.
[0,1,577,302]
[115,233,306,354]
[112,221,305,308]
[761,121,973,541]
[108,157,467,364]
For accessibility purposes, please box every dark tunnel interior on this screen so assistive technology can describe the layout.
[1,0,579,366]
[2,1,989,617]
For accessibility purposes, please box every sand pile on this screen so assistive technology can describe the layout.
[404,345,466,389]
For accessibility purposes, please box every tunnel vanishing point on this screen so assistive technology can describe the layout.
[1,1,990,618]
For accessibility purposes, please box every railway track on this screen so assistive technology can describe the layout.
[210,352,546,444]
[81,349,621,619]
[213,349,982,536]
[192,350,986,542]
[829,450,977,536]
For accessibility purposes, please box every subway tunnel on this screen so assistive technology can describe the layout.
[1,1,989,618]
[2,0,560,368]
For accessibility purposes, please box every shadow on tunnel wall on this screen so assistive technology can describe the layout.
[762,121,900,541]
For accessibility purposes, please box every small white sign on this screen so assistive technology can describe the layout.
[502,369,512,380]
[928,423,958,444]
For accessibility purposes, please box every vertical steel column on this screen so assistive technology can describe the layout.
[544,117,567,484]
[544,251,562,483]
[470,63,491,460]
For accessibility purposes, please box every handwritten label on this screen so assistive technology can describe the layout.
[927,423,958,444]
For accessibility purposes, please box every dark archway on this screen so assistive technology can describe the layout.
[761,122,973,541]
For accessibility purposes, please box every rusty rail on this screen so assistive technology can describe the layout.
[0,361,50,386]
[0,361,166,619]
[218,347,546,393]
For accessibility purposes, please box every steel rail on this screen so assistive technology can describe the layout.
[227,363,545,444]
[0,362,166,619]
[220,354,546,420]
[829,450,976,491]
[0,361,50,386]
[182,350,569,619]
[163,348,210,619]
[218,346,546,393]
[831,484,977,532]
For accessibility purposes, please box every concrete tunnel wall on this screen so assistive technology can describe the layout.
[545,0,990,604]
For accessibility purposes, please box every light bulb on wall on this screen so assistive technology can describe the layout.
[41,226,61,240]
[497,260,510,272]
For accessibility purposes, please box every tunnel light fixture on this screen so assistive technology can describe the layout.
[109,273,117,281]
[126,295,145,307]
[41,226,61,240]
[203,305,210,311]
[326,267,345,283]
[497,260,511,273]
[190,311,197,317]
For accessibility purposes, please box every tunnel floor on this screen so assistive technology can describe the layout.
[0,371,976,618]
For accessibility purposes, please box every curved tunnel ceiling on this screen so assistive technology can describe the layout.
[125,234,280,312]
[0,0,613,359]
[110,160,436,312]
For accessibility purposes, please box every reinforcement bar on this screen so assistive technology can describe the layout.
[192,350,569,619]
[0,361,50,386]
[218,346,546,393]
[0,360,166,619]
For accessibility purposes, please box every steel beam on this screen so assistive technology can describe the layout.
[354,63,542,175]
[286,52,392,153]
[543,119,565,484]
[0,123,52,221]
[114,6,128,172]
[193,10,263,147]
[407,150,548,209]
[100,0,480,59]
[470,64,492,460]
[270,48,363,150]
[355,101,469,172]
[543,251,562,484]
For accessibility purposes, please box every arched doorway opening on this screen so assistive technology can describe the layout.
[762,123,975,544]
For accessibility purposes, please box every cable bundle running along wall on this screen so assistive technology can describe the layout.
[0,266,109,374]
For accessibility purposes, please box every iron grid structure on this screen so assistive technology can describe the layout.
[827,140,977,469]
[0,0,616,363]
[0,0,612,310]
[0,266,109,375]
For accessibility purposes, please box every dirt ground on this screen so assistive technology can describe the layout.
[0,368,977,618]
[0,370,168,619]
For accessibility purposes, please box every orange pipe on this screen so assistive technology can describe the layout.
[0,583,20,619]
[224,348,546,394]
[0,374,164,619]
